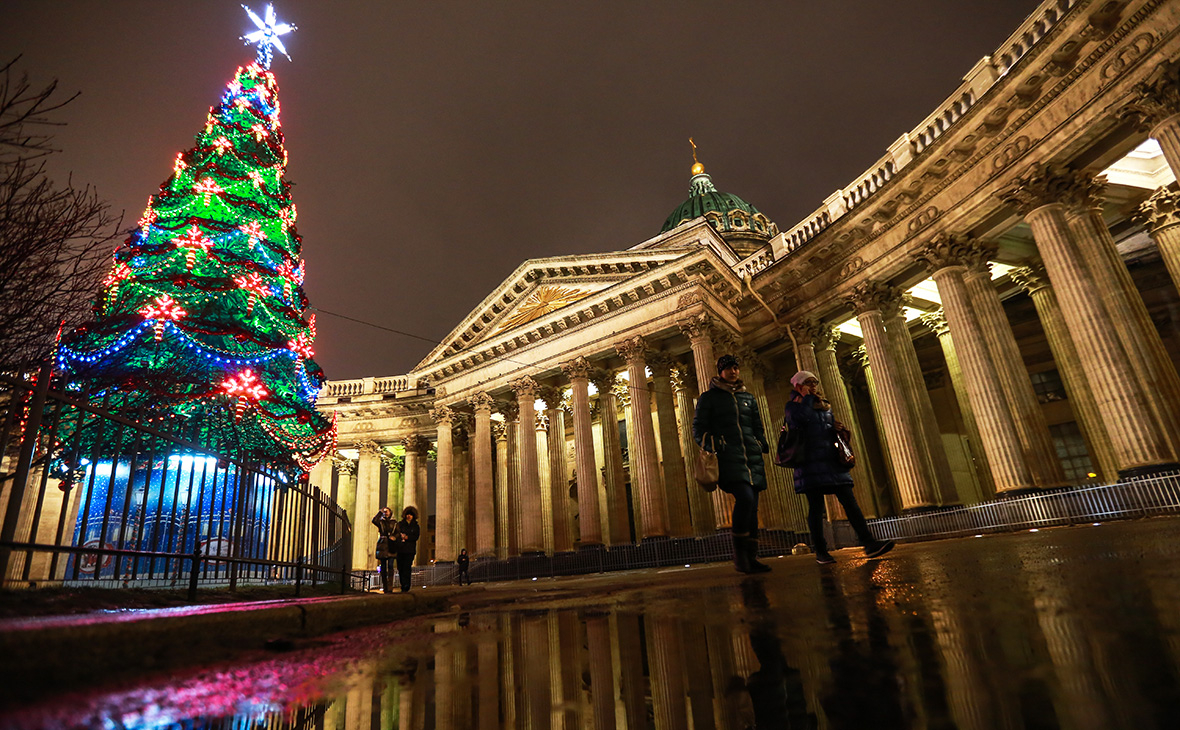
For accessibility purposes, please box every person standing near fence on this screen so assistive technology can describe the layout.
[391,505,421,593]
[456,548,471,585]
[371,507,398,593]
[692,354,773,574]
[784,370,893,565]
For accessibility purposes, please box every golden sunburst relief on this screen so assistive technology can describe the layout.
[497,285,593,332]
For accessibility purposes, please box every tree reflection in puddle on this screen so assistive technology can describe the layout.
[7,525,1180,729]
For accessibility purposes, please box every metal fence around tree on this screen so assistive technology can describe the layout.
[0,368,356,596]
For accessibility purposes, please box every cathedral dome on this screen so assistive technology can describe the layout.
[660,163,778,257]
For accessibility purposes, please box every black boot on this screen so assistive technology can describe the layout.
[745,538,771,573]
[732,534,753,574]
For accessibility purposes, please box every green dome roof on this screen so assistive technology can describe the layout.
[660,172,778,244]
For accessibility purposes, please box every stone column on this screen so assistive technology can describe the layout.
[645,617,689,729]
[582,611,615,730]
[1125,60,1180,176]
[814,324,880,516]
[498,400,522,557]
[913,236,1036,493]
[535,414,554,555]
[672,365,716,535]
[452,426,470,556]
[1009,263,1118,482]
[469,393,497,558]
[1064,173,1180,451]
[401,435,429,514]
[1002,168,1177,475]
[647,351,693,538]
[679,313,717,393]
[539,386,575,553]
[1137,185,1180,296]
[882,293,959,504]
[961,241,1066,488]
[510,376,545,554]
[790,319,822,373]
[616,335,670,539]
[739,348,804,530]
[308,457,332,493]
[429,405,458,563]
[333,456,357,552]
[493,421,510,559]
[847,282,940,509]
[849,346,899,514]
[591,369,631,545]
[919,311,995,496]
[354,440,382,570]
[476,619,500,730]
[561,357,604,547]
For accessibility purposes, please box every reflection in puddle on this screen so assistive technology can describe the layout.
[7,528,1180,729]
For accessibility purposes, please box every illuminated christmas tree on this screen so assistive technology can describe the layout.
[58,5,335,472]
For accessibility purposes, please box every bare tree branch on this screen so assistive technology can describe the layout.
[0,57,121,371]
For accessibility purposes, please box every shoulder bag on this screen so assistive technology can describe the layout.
[693,433,719,491]
[774,416,806,468]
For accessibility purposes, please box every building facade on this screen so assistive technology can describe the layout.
[317,0,1180,569]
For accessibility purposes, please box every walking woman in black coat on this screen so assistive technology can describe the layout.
[784,370,893,564]
[693,354,772,574]
[371,507,398,593]
[391,505,421,592]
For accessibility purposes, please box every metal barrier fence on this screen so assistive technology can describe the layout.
[397,472,1180,588]
[833,470,1180,546]
[0,370,356,597]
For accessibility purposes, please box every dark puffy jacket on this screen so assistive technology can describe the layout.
[692,377,769,492]
[784,391,853,494]
[392,505,421,555]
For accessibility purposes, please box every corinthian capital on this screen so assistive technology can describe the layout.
[357,439,381,456]
[429,404,456,426]
[402,434,431,455]
[814,322,840,351]
[788,318,828,347]
[645,350,677,378]
[677,313,714,343]
[468,391,495,413]
[615,335,650,364]
[911,232,974,273]
[1007,260,1050,295]
[1135,185,1180,235]
[537,385,565,410]
[919,310,951,337]
[845,281,904,317]
[560,355,594,381]
[589,368,618,395]
[509,375,540,399]
[671,365,696,394]
[1121,59,1180,131]
[999,164,1105,216]
[496,399,520,422]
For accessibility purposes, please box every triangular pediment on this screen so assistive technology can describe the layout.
[629,217,743,267]
[415,246,706,371]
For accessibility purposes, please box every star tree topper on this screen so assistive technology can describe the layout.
[240,4,296,69]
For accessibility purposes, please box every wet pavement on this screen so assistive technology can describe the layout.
[4,516,1180,729]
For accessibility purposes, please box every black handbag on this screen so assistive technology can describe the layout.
[774,417,805,468]
[375,536,392,560]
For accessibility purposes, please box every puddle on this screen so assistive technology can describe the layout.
[4,522,1180,729]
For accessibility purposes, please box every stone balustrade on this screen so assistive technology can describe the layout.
[320,374,420,399]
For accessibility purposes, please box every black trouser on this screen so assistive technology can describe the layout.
[458,567,471,585]
[728,482,761,536]
[395,553,415,592]
[805,487,875,552]
[378,556,395,591]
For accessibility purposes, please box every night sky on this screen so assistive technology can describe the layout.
[4,1,1037,380]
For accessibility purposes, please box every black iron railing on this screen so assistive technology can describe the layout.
[0,370,357,597]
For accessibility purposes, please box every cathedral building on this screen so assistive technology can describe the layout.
[315,0,1180,570]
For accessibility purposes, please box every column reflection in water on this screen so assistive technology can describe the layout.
[24,531,1180,730]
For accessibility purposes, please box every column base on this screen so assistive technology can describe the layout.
[1118,463,1180,481]
[994,486,1042,498]
[576,542,605,551]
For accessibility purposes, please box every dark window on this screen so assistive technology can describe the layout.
[1030,369,1067,403]
[1049,421,1098,483]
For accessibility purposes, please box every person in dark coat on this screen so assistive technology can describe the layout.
[391,505,421,592]
[693,354,772,574]
[456,548,471,585]
[371,507,397,593]
[784,370,893,564]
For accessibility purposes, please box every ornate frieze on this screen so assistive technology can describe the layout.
[1123,59,1180,129]
[1135,185,1180,234]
